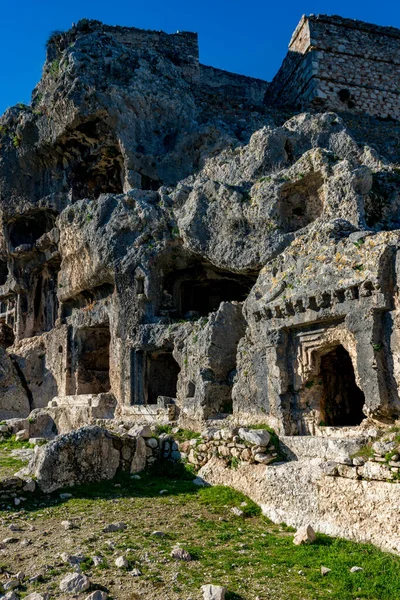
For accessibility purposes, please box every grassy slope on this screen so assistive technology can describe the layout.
[0,469,398,600]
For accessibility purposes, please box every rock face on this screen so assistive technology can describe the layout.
[0,347,30,419]
[1,16,400,438]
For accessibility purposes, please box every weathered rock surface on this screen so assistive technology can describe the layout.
[2,17,400,434]
[0,348,30,419]
[28,426,121,492]
[59,572,90,593]
[201,584,227,600]
[0,14,400,562]
[199,456,400,554]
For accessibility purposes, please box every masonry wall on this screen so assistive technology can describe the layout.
[199,65,269,106]
[265,14,400,120]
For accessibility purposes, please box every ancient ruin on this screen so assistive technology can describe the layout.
[1,13,400,560]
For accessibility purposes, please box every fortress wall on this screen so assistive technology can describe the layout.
[199,65,269,106]
[266,14,400,120]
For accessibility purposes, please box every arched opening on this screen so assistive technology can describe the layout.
[319,345,365,426]
[8,211,56,249]
[147,351,180,404]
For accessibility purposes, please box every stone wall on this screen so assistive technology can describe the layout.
[199,65,269,107]
[265,14,400,120]
[198,425,400,555]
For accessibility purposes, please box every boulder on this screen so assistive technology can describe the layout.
[59,572,90,593]
[28,426,121,493]
[103,522,127,533]
[201,584,227,600]
[85,592,108,600]
[128,424,153,438]
[238,428,270,446]
[293,525,317,546]
[145,437,158,449]
[171,546,192,561]
[26,409,57,439]
[253,453,274,464]
[115,556,129,568]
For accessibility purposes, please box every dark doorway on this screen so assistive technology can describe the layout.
[147,351,180,404]
[180,277,250,316]
[0,260,7,286]
[319,345,365,426]
[162,264,256,319]
[75,326,111,395]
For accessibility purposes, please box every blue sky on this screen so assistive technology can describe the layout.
[1,0,399,115]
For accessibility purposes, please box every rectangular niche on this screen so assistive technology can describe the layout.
[130,349,180,405]
[74,325,111,395]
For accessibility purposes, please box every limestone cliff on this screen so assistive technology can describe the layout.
[0,16,400,435]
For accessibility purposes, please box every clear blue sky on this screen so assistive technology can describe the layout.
[1,0,399,116]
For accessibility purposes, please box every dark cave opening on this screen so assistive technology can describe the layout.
[319,345,365,426]
[75,325,111,395]
[58,120,125,201]
[0,260,8,286]
[8,211,57,249]
[146,351,180,404]
[162,263,257,318]
[140,174,161,191]
[70,145,124,201]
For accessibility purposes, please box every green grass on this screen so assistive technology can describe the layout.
[153,426,202,443]
[198,485,261,517]
[352,444,375,460]
[0,470,398,599]
[48,59,60,77]
[0,435,33,450]
[0,436,33,478]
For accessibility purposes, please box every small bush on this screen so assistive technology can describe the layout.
[46,30,64,47]
[49,59,60,78]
